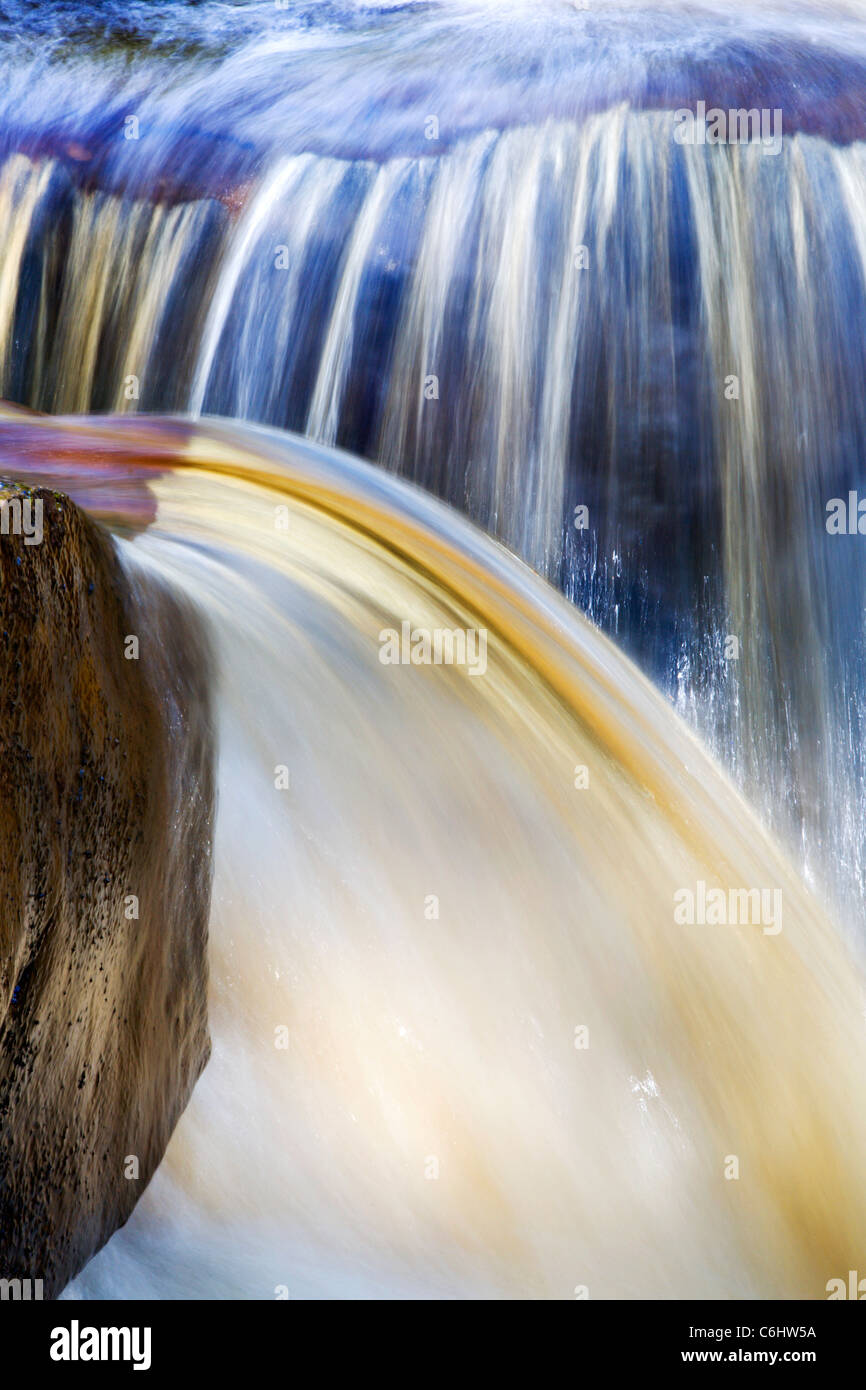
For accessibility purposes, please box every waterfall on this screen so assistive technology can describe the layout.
[1,107,866,923]
[4,407,862,1300]
[2,0,866,1300]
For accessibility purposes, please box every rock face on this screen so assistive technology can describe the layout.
[0,481,214,1298]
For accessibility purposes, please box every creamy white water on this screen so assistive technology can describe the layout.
[9,412,855,1302]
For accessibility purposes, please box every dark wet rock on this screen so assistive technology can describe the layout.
[0,482,214,1298]
[1,121,257,210]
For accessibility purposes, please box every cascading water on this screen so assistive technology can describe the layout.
[0,0,865,1299]
[4,406,864,1300]
[1,1,866,916]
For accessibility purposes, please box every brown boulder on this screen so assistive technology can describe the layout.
[0,481,214,1297]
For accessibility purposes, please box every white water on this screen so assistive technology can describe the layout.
[1,0,865,1297]
[35,415,866,1301]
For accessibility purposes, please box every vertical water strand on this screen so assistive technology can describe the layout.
[825,139,866,917]
[768,137,866,924]
[602,111,675,509]
[48,193,170,414]
[741,140,838,893]
[0,155,55,397]
[564,106,670,616]
[681,134,848,912]
[458,125,555,566]
[305,159,411,448]
[48,192,220,415]
[23,173,64,414]
[230,159,350,427]
[500,122,577,577]
[682,137,767,787]
[112,199,216,413]
[189,157,317,418]
[378,131,496,500]
[534,114,610,585]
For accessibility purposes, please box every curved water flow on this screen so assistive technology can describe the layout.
[0,3,864,928]
[5,407,863,1299]
[0,0,864,1298]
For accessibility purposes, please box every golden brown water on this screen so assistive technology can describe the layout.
[5,408,861,1300]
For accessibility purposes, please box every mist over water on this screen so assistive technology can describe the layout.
[0,0,864,1297]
